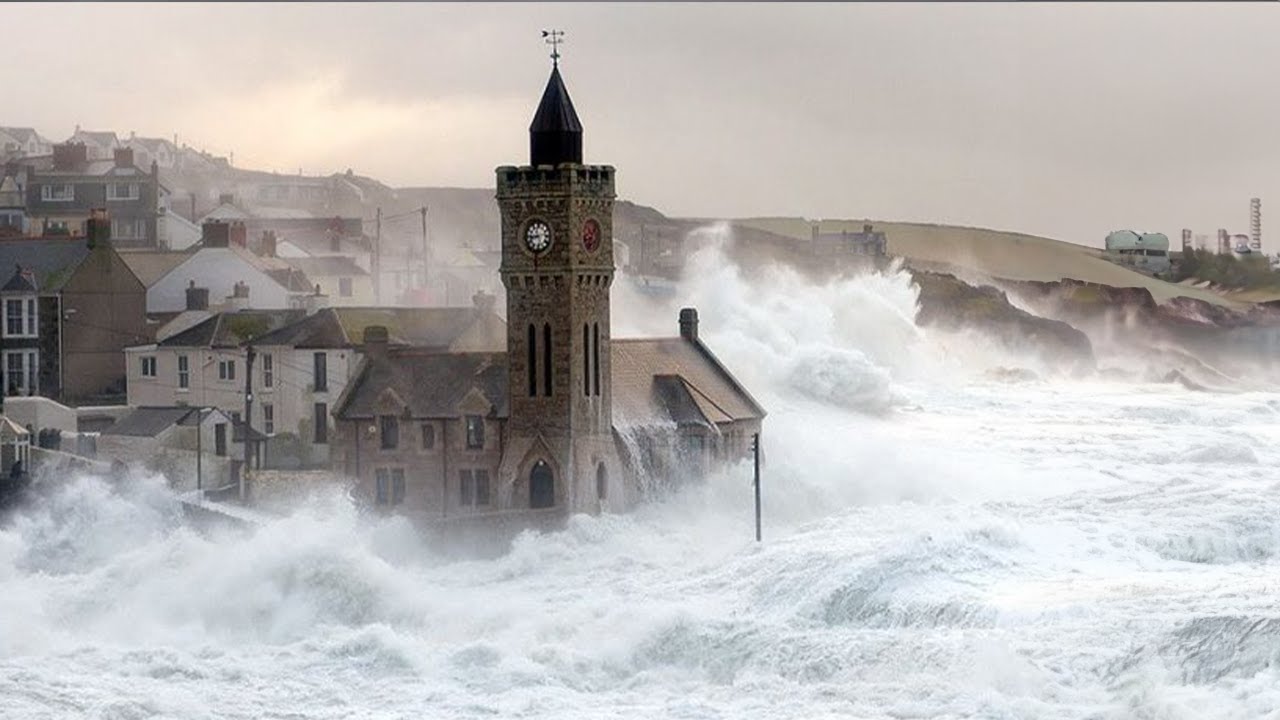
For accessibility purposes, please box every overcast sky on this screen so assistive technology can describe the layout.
[8,3,1278,246]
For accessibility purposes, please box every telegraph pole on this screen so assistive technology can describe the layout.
[374,207,382,304]
[241,346,255,503]
[752,433,762,542]
[420,205,429,290]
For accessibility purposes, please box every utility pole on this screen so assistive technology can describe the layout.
[373,207,382,305]
[241,346,255,503]
[752,433,762,542]
[195,407,203,493]
[420,205,429,291]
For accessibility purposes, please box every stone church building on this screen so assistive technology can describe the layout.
[331,61,764,526]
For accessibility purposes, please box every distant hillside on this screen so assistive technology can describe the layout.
[734,217,1235,307]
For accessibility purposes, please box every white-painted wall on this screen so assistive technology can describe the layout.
[148,248,290,312]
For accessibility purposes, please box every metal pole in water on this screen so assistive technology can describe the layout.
[753,432,762,542]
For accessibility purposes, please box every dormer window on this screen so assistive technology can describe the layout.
[40,184,73,202]
[107,183,139,201]
[3,296,37,338]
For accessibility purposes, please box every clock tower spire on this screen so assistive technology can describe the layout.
[496,43,619,513]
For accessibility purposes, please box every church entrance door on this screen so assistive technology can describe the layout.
[530,460,555,509]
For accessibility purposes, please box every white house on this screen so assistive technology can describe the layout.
[67,127,120,160]
[96,405,238,492]
[122,134,180,171]
[0,127,53,158]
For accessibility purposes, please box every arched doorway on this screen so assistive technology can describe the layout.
[529,460,555,509]
[596,462,607,501]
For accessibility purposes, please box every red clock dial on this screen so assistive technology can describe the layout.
[582,218,601,253]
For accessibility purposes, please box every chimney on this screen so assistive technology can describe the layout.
[362,325,389,362]
[305,284,329,315]
[260,230,277,258]
[230,221,247,247]
[185,280,209,311]
[85,208,110,249]
[113,147,134,168]
[52,143,87,171]
[225,281,251,311]
[201,221,230,248]
[472,289,496,314]
[679,307,699,342]
[864,224,874,234]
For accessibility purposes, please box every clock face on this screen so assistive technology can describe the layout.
[524,220,552,253]
[582,218,601,253]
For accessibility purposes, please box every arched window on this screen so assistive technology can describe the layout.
[592,322,600,396]
[527,324,537,397]
[596,462,607,501]
[543,323,553,396]
[530,460,555,509]
[583,323,590,397]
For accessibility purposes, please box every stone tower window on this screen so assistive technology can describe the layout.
[527,324,537,397]
[592,322,600,396]
[543,323,553,397]
[582,323,590,397]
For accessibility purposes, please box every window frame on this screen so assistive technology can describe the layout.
[465,415,484,450]
[262,403,274,435]
[177,354,189,389]
[3,297,37,339]
[420,422,435,451]
[140,355,157,378]
[106,182,140,201]
[379,414,399,450]
[338,277,353,297]
[313,351,327,392]
[313,402,328,444]
[40,184,74,202]
[218,359,236,382]
[261,353,273,388]
[2,349,37,397]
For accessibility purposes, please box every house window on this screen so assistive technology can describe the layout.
[111,218,146,240]
[420,423,435,451]
[218,359,236,381]
[262,403,274,435]
[3,350,37,397]
[465,416,484,450]
[177,354,189,389]
[140,356,157,378]
[375,468,405,506]
[214,423,227,456]
[459,469,491,507]
[339,277,353,297]
[3,297,36,338]
[313,352,327,391]
[313,402,328,444]
[106,183,139,201]
[379,415,399,450]
[261,353,273,388]
[41,184,73,201]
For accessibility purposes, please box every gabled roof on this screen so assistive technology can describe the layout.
[251,306,502,350]
[2,266,38,292]
[611,337,765,428]
[337,351,508,420]
[118,250,191,286]
[0,127,44,145]
[0,238,91,292]
[103,406,199,437]
[283,255,367,278]
[159,309,306,348]
[126,136,176,152]
[71,130,119,147]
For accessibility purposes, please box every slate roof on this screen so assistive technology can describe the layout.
[337,351,508,420]
[283,255,367,278]
[0,238,91,292]
[103,406,199,437]
[251,306,502,350]
[118,250,191,286]
[1,127,41,145]
[531,66,583,134]
[611,338,766,428]
[159,309,306,348]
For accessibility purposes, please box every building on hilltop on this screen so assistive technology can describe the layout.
[0,128,53,160]
[810,222,888,258]
[68,127,121,161]
[12,142,167,248]
[330,59,764,528]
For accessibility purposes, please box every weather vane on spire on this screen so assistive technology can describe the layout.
[541,29,564,67]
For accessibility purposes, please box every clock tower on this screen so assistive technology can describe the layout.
[496,56,620,512]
